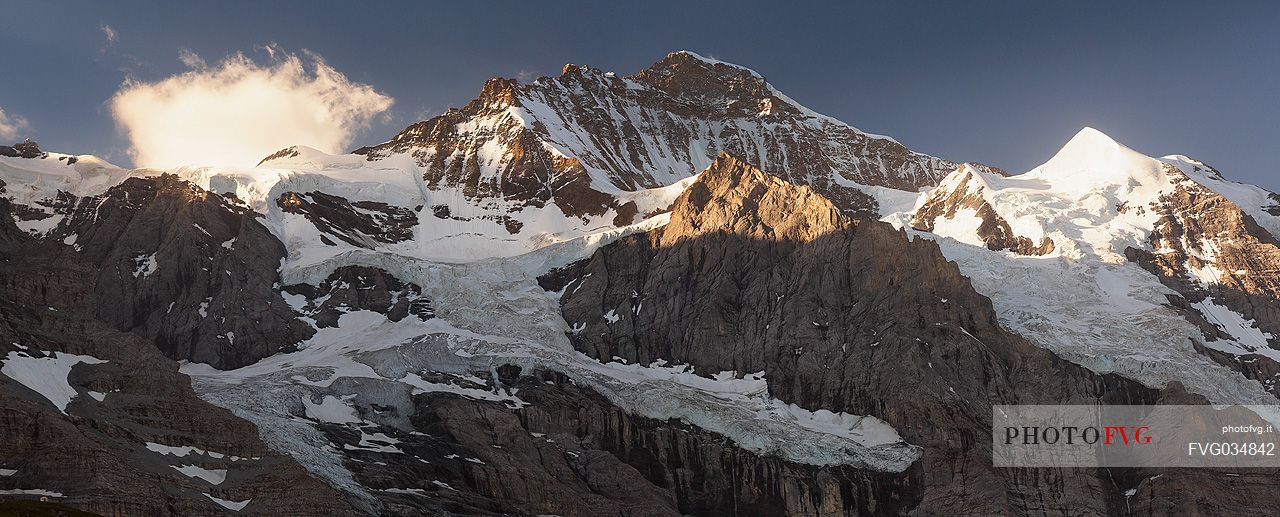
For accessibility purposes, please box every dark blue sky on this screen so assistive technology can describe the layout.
[2,1,1278,188]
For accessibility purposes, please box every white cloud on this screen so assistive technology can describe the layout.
[0,108,29,141]
[109,48,393,168]
[100,25,118,44]
[177,48,206,69]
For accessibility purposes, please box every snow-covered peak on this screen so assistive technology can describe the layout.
[900,128,1180,263]
[1023,127,1165,196]
[354,51,958,220]
[1062,126,1121,150]
[0,151,128,205]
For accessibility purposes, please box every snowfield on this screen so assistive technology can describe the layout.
[152,145,691,264]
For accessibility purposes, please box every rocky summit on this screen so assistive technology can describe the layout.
[353,51,967,221]
[3,51,1280,517]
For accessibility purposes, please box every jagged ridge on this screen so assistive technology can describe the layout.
[355,51,963,221]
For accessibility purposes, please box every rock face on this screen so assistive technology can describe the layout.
[29,175,317,369]
[276,191,419,247]
[912,166,1055,255]
[2,173,314,369]
[0,140,47,159]
[430,371,922,516]
[547,154,1280,515]
[283,265,436,328]
[0,197,355,516]
[301,367,912,516]
[1126,164,1280,396]
[355,51,962,220]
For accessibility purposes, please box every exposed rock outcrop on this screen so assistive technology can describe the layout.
[913,166,1055,255]
[0,140,47,159]
[15,174,314,369]
[283,266,436,328]
[306,368,913,516]
[277,191,419,247]
[258,146,302,165]
[1126,164,1280,397]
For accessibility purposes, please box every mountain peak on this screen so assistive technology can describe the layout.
[1061,126,1122,155]
[357,51,959,217]
[664,51,763,77]
[1027,126,1162,190]
[662,153,848,245]
[631,51,770,103]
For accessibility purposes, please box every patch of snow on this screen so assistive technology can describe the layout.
[603,361,903,447]
[397,373,528,409]
[302,395,361,424]
[145,441,244,461]
[929,207,987,248]
[383,487,430,496]
[0,152,128,207]
[203,494,250,511]
[15,214,62,236]
[173,464,228,485]
[0,350,107,414]
[613,172,701,216]
[133,253,158,278]
[1194,297,1280,362]
[344,430,402,454]
[0,489,63,497]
